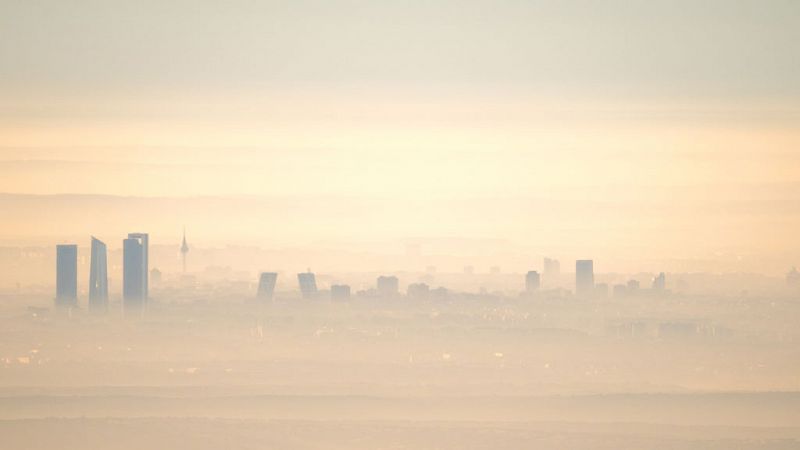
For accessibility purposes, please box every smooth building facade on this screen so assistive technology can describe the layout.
[127,233,149,300]
[123,236,147,312]
[88,237,108,311]
[575,260,594,297]
[56,244,78,307]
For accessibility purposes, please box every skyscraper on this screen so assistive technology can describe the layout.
[55,244,78,307]
[88,237,108,312]
[575,260,594,297]
[298,272,318,299]
[126,233,149,300]
[377,275,399,298]
[525,270,541,293]
[123,235,148,313]
[257,272,278,301]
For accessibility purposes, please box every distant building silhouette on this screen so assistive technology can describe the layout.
[525,271,541,293]
[56,244,78,307]
[575,260,594,297]
[330,284,351,301]
[88,237,108,312]
[544,257,560,285]
[298,272,318,299]
[127,232,149,299]
[652,272,666,291]
[377,275,399,297]
[627,279,640,292]
[257,272,278,301]
[123,234,148,313]
[180,227,189,273]
[407,282,430,299]
[430,286,449,300]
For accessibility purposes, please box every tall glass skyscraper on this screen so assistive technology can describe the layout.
[123,233,148,313]
[55,244,78,307]
[89,236,108,312]
[127,233,149,299]
[575,260,594,298]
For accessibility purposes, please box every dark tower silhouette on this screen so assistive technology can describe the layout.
[298,272,318,299]
[575,260,594,297]
[123,234,148,314]
[257,272,278,301]
[525,270,541,293]
[89,237,108,312]
[55,244,78,308]
[127,233,149,300]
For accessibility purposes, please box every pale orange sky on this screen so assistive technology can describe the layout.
[1,0,799,272]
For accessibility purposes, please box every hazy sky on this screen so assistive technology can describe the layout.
[1,1,799,267]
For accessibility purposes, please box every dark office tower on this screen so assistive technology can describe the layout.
[652,272,666,291]
[127,233,149,300]
[55,244,78,307]
[575,260,594,297]
[407,282,430,299]
[257,272,278,301]
[525,271,541,293]
[123,237,145,312]
[297,272,318,299]
[88,237,108,312]
[377,275,399,298]
[330,284,351,301]
[544,257,560,285]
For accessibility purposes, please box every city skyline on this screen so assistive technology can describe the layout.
[1,2,799,448]
[43,232,698,306]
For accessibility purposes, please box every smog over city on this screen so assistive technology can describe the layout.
[1,1,800,449]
